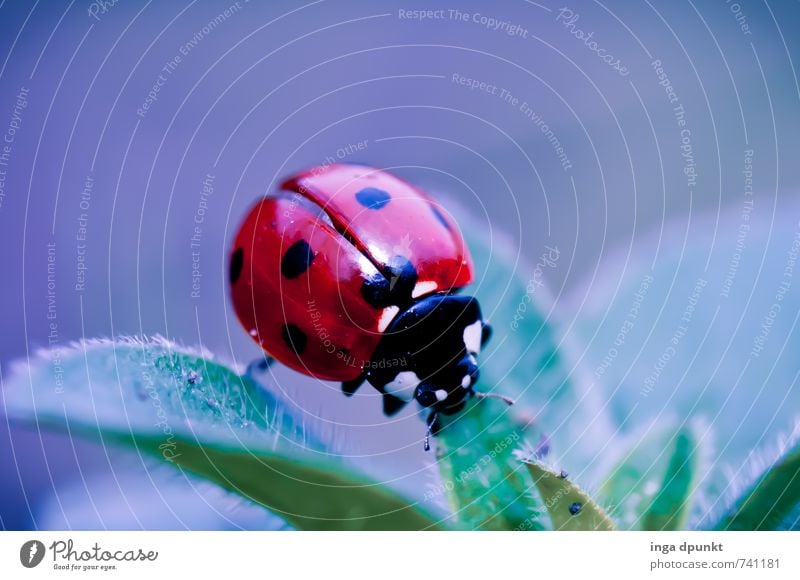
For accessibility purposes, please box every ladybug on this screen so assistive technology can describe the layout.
[229,164,511,449]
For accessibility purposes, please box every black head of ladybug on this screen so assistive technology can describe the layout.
[360,294,494,435]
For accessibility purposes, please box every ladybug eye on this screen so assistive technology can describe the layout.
[415,388,438,407]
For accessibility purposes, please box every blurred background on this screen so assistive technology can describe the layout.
[1,0,799,529]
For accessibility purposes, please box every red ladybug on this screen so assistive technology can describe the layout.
[229,164,508,448]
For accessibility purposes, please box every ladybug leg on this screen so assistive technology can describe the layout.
[382,392,407,416]
[424,411,441,452]
[341,376,365,397]
[245,356,275,379]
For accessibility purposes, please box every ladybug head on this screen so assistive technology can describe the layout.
[365,294,492,417]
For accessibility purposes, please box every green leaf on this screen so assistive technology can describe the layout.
[642,427,703,530]
[104,432,441,530]
[570,203,800,473]
[435,398,543,530]
[713,442,800,531]
[524,460,616,530]
[2,336,306,447]
[599,422,704,530]
[776,503,800,530]
[1,337,443,530]
[459,209,614,470]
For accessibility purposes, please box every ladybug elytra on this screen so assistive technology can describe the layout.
[229,164,509,449]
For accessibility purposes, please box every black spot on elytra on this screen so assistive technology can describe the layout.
[355,187,391,210]
[430,204,451,230]
[281,239,315,279]
[281,323,307,355]
[360,255,418,308]
[229,248,244,284]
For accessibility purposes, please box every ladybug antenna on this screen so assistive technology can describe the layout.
[424,412,438,452]
[474,391,515,406]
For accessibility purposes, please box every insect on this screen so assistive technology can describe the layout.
[229,164,511,449]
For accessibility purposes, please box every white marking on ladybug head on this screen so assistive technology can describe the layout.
[384,371,420,402]
[411,280,438,299]
[461,374,471,389]
[435,389,448,402]
[377,305,400,332]
[463,320,482,354]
